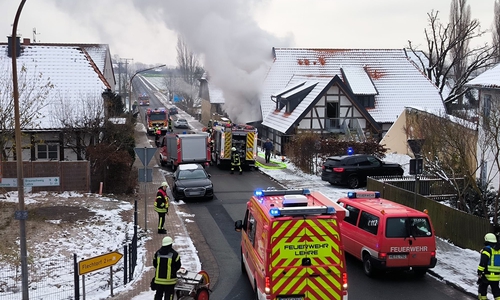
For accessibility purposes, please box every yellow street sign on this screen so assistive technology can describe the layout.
[78,251,123,275]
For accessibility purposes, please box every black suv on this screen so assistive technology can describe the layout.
[321,154,403,188]
[172,164,214,201]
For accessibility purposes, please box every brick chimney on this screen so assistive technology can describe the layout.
[7,36,21,58]
[23,38,30,45]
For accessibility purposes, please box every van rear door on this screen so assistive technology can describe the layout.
[384,216,435,267]
[270,218,345,300]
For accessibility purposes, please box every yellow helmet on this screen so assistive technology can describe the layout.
[162,236,173,246]
[161,182,168,187]
[485,233,497,243]
[231,147,236,151]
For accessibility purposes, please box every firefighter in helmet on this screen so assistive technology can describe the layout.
[477,233,500,299]
[231,147,242,175]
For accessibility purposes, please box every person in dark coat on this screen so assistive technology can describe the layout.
[154,182,169,234]
[153,236,182,300]
[263,138,273,164]
[478,233,500,300]
[230,147,242,175]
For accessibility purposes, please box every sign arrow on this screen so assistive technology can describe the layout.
[78,251,123,275]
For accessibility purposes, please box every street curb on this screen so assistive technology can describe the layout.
[427,270,476,298]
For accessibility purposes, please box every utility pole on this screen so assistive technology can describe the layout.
[117,61,123,95]
[11,1,29,299]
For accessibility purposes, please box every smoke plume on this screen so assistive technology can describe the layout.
[131,0,293,123]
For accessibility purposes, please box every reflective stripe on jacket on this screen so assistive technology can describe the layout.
[479,246,500,281]
[153,248,181,285]
[231,153,241,165]
[155,188,168,213]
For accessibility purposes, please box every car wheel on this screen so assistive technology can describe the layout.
[206,195,214,200]
[347,175,360,189]
[363,253,377,277]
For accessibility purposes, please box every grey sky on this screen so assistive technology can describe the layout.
[1,0,495,122]
[2,0,494,66]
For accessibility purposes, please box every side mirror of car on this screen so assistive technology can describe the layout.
[207,174,211,178]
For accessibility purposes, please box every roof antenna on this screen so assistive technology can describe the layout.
[32,27,38,43]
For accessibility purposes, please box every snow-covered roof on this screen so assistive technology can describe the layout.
[263,76,329,133]
[208,85,225,104]
[261,48,445,133]
[466,63,500,89]
[0,42,110,130]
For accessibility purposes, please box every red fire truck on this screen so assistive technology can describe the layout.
[145,108,169,135]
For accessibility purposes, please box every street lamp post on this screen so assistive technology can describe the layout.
[128,65,166,112]
[11,0,29,299]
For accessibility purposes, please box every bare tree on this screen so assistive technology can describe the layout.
[479,94,500,224]
[404,109,483,212]
[176,37,202,86]
[449,0,471,107]
[408,8,495,113]
[51,92,106,160]
[0,63,53,160]
[175,37,204,113]
[493,0,500,62]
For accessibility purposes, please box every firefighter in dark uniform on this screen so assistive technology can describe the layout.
[153,236,182,300]
[230,147,242,175]
[167,118,173,132]
[477,233,500,300]
[154,182,169,234]
[154,126,161,147]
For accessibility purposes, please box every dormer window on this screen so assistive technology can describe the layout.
[358,95,375,108]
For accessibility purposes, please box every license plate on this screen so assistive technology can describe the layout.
[278,297,304,300]
[389,254,407,259]
[189,192,201,196]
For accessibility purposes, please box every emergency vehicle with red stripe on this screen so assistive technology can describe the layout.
[235,188,349,300]
[336,191,437,277]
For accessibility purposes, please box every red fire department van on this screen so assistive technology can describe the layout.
[235,188,349,300]
[336,191,437,277]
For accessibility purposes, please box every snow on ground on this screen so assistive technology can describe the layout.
[0,151,484,299]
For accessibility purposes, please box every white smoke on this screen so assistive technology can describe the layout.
[48,0,293,123]
[130,0,293,123]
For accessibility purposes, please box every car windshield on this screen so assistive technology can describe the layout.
[150,114,166,121]
[385,217,432,238]
[177,169,207,180]
[178,119,187,123]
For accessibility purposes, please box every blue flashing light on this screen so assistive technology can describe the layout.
[347,191,381,199]
[269,208,281,217]
[326,206,336,214]
[254,189,263,197]
[303,189,311,195]
[347,147,354,156]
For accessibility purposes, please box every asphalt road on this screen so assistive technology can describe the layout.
[174,165,475,300]
[137,76,474,299]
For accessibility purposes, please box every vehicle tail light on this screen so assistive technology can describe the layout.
[342,272,348,293]
[322,165,325,170]
[431,251,436,257]
[265,276,271,294]
[333,167,344,172]
[378,252,387,260]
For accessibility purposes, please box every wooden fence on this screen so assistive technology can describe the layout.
[368,177,493,251]
[1,161,90,192]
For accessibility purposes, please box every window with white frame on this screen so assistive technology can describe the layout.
[37,144,58,160]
